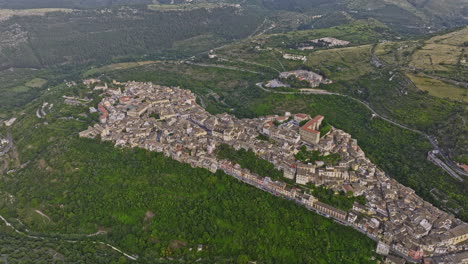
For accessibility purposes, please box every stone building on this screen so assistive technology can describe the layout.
[299,115,324,144]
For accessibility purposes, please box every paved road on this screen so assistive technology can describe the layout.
[428,151,464,181]
[182,56,466,179]
[255,83,467,181]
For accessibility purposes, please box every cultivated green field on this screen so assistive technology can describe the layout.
[409,27,468,81]
[406,73,467,102]
[83,61,160,77]
[0,8,73,21]
[305,45,373,80]
[147,3,240,12]
[25,77,47,88]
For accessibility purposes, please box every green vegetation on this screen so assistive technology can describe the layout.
[295,146,341,166]
[304,45,374,81]
[256,20,394,48]
[262,0,467,34]
[101,60,466,220]
[299,119,309,127]
[0,85,377,262]
[216,143,283,180]
[409,27,468,82]
[25,77,47,88]
[148,113,160,120]
[308,185,366,211]
[147,3,240,12]
[319,120,332,136]
[0,6,266,69]
[256,134,271,141]
[0,0,152,9]
[406,73,467,102]
[454,155,468,165]
[262,92,467,220]
[0,225,123,263]
[83,61,160,78]
[280,75,310,88]
[0,2,466,261]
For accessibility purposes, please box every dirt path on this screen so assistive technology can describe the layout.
[0,213,138,261]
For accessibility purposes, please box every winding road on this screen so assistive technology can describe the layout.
[255,82,467,181]
[181,54,467,180]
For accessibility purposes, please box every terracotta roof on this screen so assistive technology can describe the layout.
[342,184,354,192]
[300,115,324,134]
[459,164,468,172]
[294,113,309,118]
[119,96,131,102]
[263,121,273,128]
[98,104,109,118]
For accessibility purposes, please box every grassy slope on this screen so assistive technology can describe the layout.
[409,26,468,82]
[406,73,467,103]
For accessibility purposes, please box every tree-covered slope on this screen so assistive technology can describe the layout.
[262,0,468,33]
[0,5,266,70]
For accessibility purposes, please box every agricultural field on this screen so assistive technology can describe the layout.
[409,26,468,81]
[406,73,467,103]
[0,8,73,21]
[410,44,464,71]
[147,2,241,12]
[0,68,45,115]
[305,45,374,80]
[83,61,160,77]
[374,40,423,65]
[25,77,47,88]
[256,19,394,48]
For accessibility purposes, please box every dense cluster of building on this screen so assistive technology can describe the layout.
[310,37,350,47]
[0,136,8,148]
[295,37,350,51]
[279,70,332,87]
[265,70,332,89]
[282,53,307,62]
[80,81,467,263]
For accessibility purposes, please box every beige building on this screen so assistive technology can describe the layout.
[299,115,324,144]
[444,224,468,245]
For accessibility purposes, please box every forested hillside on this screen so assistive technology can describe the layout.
[262,0,468,33]
[0,5,265,70]
[0,0,153,9]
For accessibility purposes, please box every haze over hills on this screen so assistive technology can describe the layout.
[0,0,467,263]
[0,0,466,32]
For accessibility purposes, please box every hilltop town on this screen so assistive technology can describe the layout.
[80,81,468,264]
